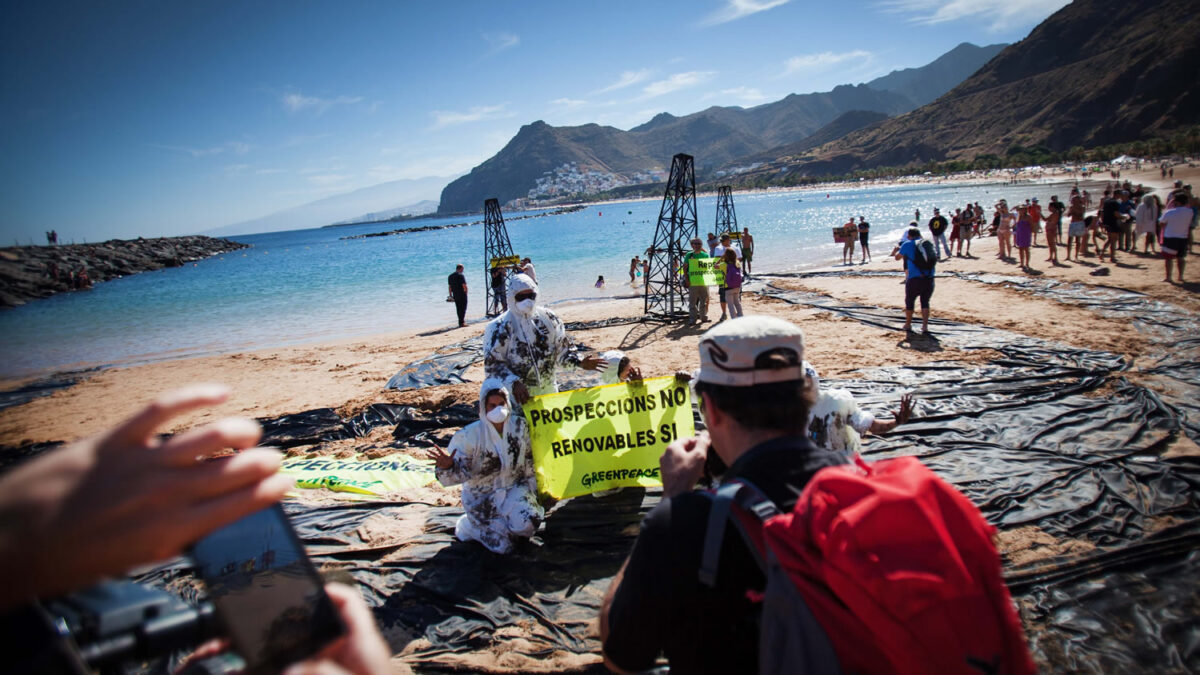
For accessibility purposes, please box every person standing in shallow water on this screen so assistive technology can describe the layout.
[841,217,857,265]
[740,228,754,276]
[857,216,871,263]
[448,264,468,328]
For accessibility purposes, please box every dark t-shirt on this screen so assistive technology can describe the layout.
[604,437,846,674]
[1101,198,1121,230]
[928,215,948,236]
[448,271,467,299]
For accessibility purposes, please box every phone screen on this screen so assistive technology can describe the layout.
[190,504,344,674]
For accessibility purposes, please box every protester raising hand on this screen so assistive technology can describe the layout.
[0,384,293,610]
[425,446,456,470]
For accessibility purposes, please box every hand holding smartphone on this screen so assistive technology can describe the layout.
[190,505,345,674]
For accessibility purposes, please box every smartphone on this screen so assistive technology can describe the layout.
[190,504,344,674]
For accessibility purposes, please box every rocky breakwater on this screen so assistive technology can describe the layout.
[0,236,249,309]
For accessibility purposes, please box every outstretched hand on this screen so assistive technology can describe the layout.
[512,380,531,404]
[425,446,455,470]
[580,354,606,372]
[895,393,914,426]
[0,385,293,610]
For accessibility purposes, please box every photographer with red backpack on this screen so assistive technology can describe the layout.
[600,316,1034,675]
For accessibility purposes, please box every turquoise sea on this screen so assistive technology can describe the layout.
[0,180,1072,378]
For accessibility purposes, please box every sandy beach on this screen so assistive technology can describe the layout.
[3,165,1194,449]
[1,164,1197,673]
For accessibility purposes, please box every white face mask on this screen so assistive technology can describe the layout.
[514,298,536,315]
[486,405,509,424]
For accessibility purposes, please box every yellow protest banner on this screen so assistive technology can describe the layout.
[688,257,725,287]
[280,454,437,499]
[491,255,521,268]
[524,376,695,499]
[725,231,741,240]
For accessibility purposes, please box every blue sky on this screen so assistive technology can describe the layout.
[0,0,1068,243]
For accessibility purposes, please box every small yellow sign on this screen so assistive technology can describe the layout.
[688,258,725,287]
[491,255,521,268]
[524,377,695,499]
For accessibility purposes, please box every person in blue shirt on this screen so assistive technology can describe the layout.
[892,226,935,335]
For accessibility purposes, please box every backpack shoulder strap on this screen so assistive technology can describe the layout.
[698,479,780,587]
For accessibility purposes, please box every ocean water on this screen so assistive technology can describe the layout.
[1,180,1070,378]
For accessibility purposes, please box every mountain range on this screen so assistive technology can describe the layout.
[778,0,1200,176]
[437,42,1006,213]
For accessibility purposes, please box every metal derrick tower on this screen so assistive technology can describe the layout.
[715,186,738,236]
[644,153,698,319]
[483,198,517,316]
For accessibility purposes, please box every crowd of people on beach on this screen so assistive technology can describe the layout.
[845,178,1198,283]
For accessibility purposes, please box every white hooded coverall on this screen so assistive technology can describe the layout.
[435,377,544,554]
[483,273,583,400]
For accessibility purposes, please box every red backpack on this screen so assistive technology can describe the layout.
[700,456,1035,675]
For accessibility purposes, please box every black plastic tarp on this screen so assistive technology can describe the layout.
[64,272,1200,672]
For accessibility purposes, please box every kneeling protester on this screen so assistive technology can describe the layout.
[429,378,543,554]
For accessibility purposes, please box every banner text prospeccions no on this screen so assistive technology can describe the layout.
[524,377,694,499]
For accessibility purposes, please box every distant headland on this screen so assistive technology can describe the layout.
[0,236,249,309]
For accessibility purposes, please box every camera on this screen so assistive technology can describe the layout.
[5,580,224,675]
[8,505,343,675]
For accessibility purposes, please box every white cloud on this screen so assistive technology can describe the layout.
[282,92,364,114]
[429,104,514,130]
[877,0,1070,31]
[700,0,790,26]
[708,86,770,104]
[366,154,483,182]
[782,50,873,76]
[593,69,652,94]
[642,71,718,98]
[551,97,588,108]
[483,31,520,54]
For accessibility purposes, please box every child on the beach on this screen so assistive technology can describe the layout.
[1014,205,1033,269]
[595,275,605,289]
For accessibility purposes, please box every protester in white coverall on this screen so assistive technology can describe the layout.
[427,379,544,554]
[803,361,913,461]
[483,273,604,404]
[598,350,643,385]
